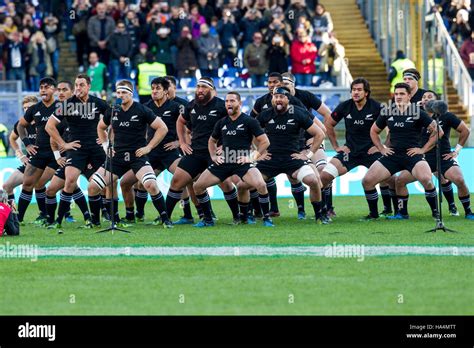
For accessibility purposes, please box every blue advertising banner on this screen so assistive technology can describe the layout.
[1,150,473,202]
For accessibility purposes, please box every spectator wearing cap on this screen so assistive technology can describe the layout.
[87,2,116,64]
[311,4,333,49]
[87,51,108,96]
[266,32,289,74]
[450,9,472,47]
[460,31,474,79]
[217,8,240,66]
[402,68,427,104]
[108,20,134,88]
[148,25,175,76]
[137,51,167,103]
[3,30,27,90]
[176,25,198,79]
[197,23,221,78]
[72,0,91,72]
[290,27,317,86]
[388,50,416,94]
[244,31,269,87]
[190,4,206,39]
[27,31,54,91]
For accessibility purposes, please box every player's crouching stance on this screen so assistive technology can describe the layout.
[193,92,273,227]
[87,80,173,228]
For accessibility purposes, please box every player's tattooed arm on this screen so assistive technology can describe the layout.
[419,120,444,154]
[177,115,192,155]
[370,123,393,156]
[17,117,37,156]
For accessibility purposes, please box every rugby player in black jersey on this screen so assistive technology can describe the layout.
[320,78,395,219]
[87,80,172,228]
[2,96,54,223]
[165,78,240,222]
[403,68,427,105]
[163,75,189,108]
[119,77,192,224]
[394,90,474,220]
[249,72,307,217]
[281,72,333,220]
[193,91,273,227]
[16,78,59,224]
[362,83,441,220]
[251,87,326,223]
[45,74,109,229]
[44,81,93,230]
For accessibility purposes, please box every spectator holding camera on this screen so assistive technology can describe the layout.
[27,31,53,91]
[0,189,20,237]
[266,32,289,73]
[240,8,264,49]
[176,25,198,79]
[217,8,239,66]
[3,30,27,90]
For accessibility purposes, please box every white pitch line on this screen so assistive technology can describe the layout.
[34,245,474,257]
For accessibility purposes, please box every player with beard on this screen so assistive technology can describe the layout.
[193,92,273,227]
[45,74,110,230]
[119,77,194,224]
[88,80,172,228]
[2,96,55,222]
[251,87,326,223]
[165,77,241,222]
[281,72,333,220]
[44,81,94,230]
[320,78,396,220]
[393,90,473,220]
[362,83,441,220]
[16,78,59,224]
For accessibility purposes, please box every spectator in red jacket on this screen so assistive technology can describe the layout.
[290,27,317,86]
[460,31,474,79]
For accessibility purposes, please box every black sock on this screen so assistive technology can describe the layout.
[196,192,213,222]
[238,201,249,221]
[259,192,270,218]
[398,195,409,216]
[72,188,91,221]
[135,189,148,218]
[441,181,456,208]
[152,192,169,221]
[103,198,111,217]
[311,200,322,219]
[224,187,240,220]
[364,189,379,218]
[425,188,438,214]
[459,195,472,215]
[380,186,392,212]
[291,182,306,213]
[113,199,120,222]
[46,195,57,224]
[125,207,135,221]
[327,184,334,210]
[18,189,33,222]
[35,187,47,217]
[56,191,73,224]
[196,204,204,218]
[166,188,183,218]
[181,197,193,219]
[89,195,102,225]
[8,194,15,201]
[389,189,399,214]
[266,178,279,213]
[321,187,330,215]
[249,189,261,216]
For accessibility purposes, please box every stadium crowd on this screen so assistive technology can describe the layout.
[0,0,347,93]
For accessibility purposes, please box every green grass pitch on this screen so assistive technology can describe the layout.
[1,195,473,315]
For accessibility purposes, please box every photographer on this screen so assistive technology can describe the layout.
[0,190,20,237]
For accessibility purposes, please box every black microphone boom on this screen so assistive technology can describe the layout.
[432,100,448,115]
[424,100,436,114]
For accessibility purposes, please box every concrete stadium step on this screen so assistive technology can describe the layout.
[446,78,469,123]
[325,0,391,101]
[57,32,79,82]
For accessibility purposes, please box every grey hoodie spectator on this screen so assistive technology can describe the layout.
[87,2,116,63]
[197,23,221,77]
